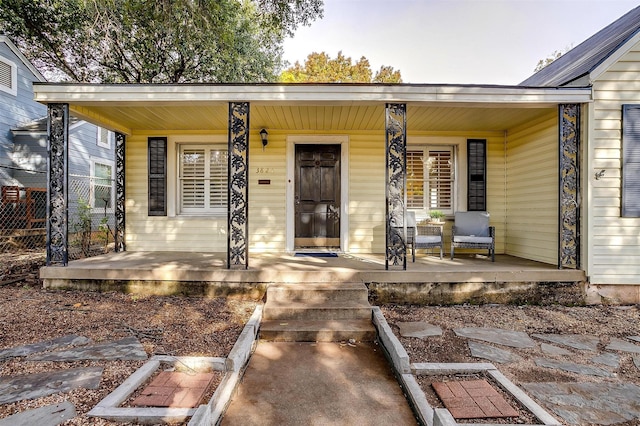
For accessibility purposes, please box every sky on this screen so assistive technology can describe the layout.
[282,0,640,85]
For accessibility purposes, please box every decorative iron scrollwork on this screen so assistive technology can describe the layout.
[46,103,69,266]
[228,102,249,269]
[385,103,407,270]
[115,132,126,252]
[559,104,580,269]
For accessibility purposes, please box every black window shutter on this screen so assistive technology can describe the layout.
[622,105,640,217]
[148,137,167,216]
[467,139,486,211]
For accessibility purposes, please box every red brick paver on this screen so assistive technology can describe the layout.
[132,371,214,408]
[432,379,519,419]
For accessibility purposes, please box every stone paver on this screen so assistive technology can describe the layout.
[540,343,572,356]
[468,341,522,364]
[591,352,620,368]
[131,371,214,408]
[0,335,91,360]
[397,322,442,338]
[606,337,640,354]
[432,379,518,419]
[628,336,640,343]
[0,367,103,404]
[534,358,614,378]
[523,382,640,425]
[531,333,599,352]
[28,336,147,361]
[453,327,535,348]
[634,356,640,370]
[0,401,76,426]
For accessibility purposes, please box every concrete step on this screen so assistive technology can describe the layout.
[262,300,372,321]
[260,319,377,342]
[266,282,369,304]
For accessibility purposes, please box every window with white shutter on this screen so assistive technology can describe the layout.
[179,145,227,214]
[0,57,17,96]
[406,146,455,214]
[622,105,640,217]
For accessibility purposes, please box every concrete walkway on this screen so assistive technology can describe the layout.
[222,341,417,425]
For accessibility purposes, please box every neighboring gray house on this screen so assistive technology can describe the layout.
[0,35,46,188]
[0,36,115,236]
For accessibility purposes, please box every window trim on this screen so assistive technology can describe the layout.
[177,143,228,215]
[167,135,227,217]
[0,56,17,96]
[407,136,466,218]
[97,127,112,149]
[89,157,114,213]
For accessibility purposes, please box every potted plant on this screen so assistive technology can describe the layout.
[428,210,446,224]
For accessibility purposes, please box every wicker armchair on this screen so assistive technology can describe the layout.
[393,212,444,262]
[451,211,495,262]
[416,224,444,259]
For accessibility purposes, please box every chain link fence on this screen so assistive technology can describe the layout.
[1,166,115,261]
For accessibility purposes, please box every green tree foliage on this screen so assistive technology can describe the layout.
[0,0,323,83]
[280,51,402,83]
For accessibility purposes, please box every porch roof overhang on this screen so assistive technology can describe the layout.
[33,83,592,135]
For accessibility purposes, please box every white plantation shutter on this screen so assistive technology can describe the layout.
[407,150,425,209]
[181,149,205,208]
[427,148,453,212]
[209,149,227,208]
[179,145,227,213]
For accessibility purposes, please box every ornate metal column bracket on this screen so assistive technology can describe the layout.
[559,104,580,269]
[385,103,407,270]
[228,102,250,269]
[46,103,69,266]
[115,132,126,252]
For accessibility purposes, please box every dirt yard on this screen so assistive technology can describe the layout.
[1,253,640,425]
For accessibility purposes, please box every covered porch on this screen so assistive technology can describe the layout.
[40,251,586,304]
[33,83,591,278]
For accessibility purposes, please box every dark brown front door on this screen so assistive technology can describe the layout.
[295,144,341,248]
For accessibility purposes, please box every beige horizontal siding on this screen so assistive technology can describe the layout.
[505,112,558,264]
[588,41,640,285]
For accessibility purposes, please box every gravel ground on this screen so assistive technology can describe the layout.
[2,253,640,425]
[0,252,257,425]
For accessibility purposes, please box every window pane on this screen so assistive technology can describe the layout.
[209,149,227,207]
[407,150,424,209]
[181,149,205,209]
[427,149,452,210]
[95,185,112,208]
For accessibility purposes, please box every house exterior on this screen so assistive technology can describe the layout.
[0,36,116,240]
[0,36,46,188]
[33,5,640,303]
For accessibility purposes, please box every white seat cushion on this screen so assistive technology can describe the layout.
[453,236,493,244]
[416,235,441,244]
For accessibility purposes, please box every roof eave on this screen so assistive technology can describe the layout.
[32,83,592,106]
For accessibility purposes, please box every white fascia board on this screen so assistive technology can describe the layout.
[0,36,45,82]
[590,30,640,83]
[32,83,592,106]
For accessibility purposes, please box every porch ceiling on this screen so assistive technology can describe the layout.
[33,83,591,135]
[68,104,557,135]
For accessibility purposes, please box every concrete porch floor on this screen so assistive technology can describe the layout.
[40,251,586,304]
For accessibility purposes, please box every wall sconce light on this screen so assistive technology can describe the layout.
[594,169,605,180]
[260,128,268,151]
